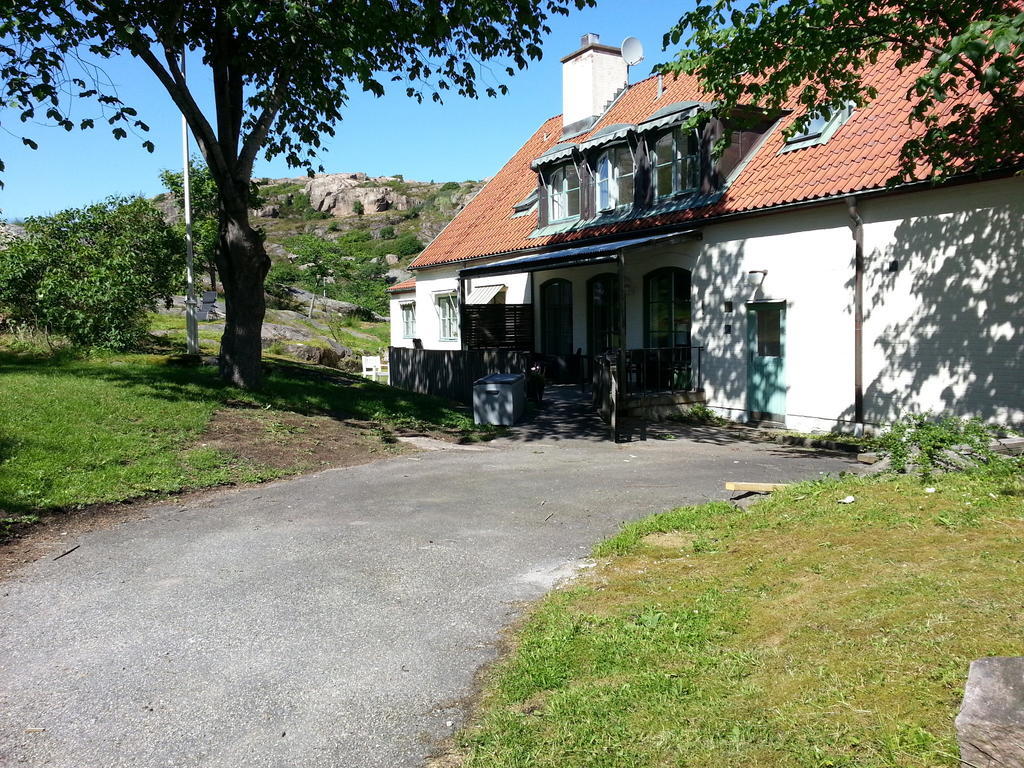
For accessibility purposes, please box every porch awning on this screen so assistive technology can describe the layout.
[458,230,701,279]
[465,283,505,304]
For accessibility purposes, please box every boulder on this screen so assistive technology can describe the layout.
[261,322,315,342]
[385,268,412,285]
[264,341,344,368]
[304,173,413,217]
[255,204,280,218]
[956,657,1024,768]
[265,242,296,261]
[383,253,400,266]
[153,195,180,225]
[280,286,386,322]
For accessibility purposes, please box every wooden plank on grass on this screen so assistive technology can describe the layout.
[725,481,788,493]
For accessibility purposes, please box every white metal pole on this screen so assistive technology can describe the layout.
[181,48,199,355]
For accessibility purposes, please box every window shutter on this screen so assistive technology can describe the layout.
[634,135,652,209]
[700,118,725,194]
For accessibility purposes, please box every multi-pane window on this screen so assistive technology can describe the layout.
[400,302,416,339]
[596,146,634,211]
[786,103,854,145]
[653,128,700,199]
[540,279,573,355]
[436,293,458,341]
[790,111,830,142]
[548,163,580,221]
[587,273,620,355]
[644,268,691,348]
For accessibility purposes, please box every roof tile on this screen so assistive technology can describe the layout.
[410,55,1001,269]
[387,278,416,293]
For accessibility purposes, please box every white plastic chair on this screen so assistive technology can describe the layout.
[361,355,381,380]
[362,355,389,383]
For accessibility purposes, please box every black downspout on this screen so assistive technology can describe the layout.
[846,196,864,429]
[458,275,468,351]
[615,249,627,443]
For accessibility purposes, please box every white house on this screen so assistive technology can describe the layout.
[393,34,1023,433]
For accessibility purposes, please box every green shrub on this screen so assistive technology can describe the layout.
[266,261,306,290]
[874,412,1001,478]
[0,197,180,349]
[438,181,460,193]
[389,233,423,256]
[378,226,396,240]
[670,403,727,426]
[352,200,365,216]
[338,230,372,244]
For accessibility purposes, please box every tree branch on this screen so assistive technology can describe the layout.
[158,43,232,188]
[73,0,226,182]
[237,75,289,180]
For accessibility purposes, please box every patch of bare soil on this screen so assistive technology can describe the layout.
[197,408,408,472]
[640,531,697,550]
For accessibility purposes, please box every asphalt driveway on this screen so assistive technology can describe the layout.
[1,408,861,768]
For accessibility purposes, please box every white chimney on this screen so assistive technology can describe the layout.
[561,33,627,134]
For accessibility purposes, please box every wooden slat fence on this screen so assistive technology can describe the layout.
[389,347,531,404]
[463,304,533,350]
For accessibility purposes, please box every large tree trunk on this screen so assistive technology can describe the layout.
[216,205,270,388]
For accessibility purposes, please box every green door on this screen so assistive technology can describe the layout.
[747,303,786,422]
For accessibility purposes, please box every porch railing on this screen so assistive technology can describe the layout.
[593,346,705,442]
[621,345,704,396]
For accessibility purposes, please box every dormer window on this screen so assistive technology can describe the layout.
[783,103,855,150]
[789,111,831,142]
[548,163,580,221]
[654,128,700,199]
[596,146,634,211]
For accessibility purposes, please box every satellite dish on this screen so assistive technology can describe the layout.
[621,36,645,67]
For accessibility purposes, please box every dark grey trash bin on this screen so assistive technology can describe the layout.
[473,373,526,426]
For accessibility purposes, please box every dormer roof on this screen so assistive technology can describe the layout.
[409,49,998,270]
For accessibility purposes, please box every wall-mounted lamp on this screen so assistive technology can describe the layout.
[746,269,768,287]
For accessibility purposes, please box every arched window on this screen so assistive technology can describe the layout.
[540,279,573,355]
[644,268,691,348]
[587,273,620,355]
[653,128,699,199]
[548,163,580,221]
[595,146,634,212]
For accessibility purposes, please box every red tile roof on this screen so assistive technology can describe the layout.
[410,49,994,270]
[387,277,416,293]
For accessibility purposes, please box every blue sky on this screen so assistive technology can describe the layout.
[0,1,691,220]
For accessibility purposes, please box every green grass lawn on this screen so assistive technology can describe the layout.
[0,344,477,536]
[460,466,1024,768]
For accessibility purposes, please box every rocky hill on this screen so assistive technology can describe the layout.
[156,171,483,294]
[251,172,481,268]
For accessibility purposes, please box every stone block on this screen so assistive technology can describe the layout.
[955,657,1024,768]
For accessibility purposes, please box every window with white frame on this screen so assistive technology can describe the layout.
[596,146,635,211]
[784,102,855,147]
[548,163,580,221]
[435,293,459,341]
[789,111,831,142]
[400,301,416,338]
[653,128,700,199]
